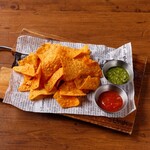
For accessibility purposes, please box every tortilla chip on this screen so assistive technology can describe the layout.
[13,63,35,76]
[87,63,102,77]
[79,76,100,90]
[45,67,63,92]
[59,81,86,96]
[61,54,102,81]
[74,45,91,59]
[81,57,102,77]
[36,43,51,60]
[41,44,62,79]
[61,57,87,81]
[31,64,42,90]
[18,53,39,71]
[53,91,80,108]
[29,87,56,100]
[18,75,33,92]
[61,45,90,59]
[74,76,85,89]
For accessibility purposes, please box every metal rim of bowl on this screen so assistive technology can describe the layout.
[94,84,128,113]
[102,60,133,85]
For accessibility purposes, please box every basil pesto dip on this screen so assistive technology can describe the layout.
[106,66,129,85]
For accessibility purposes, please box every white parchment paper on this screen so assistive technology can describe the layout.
[3,35,136,118]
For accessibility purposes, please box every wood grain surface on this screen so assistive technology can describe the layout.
[0,67,12,98]
[0,0,150,150]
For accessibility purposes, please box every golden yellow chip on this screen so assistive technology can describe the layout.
[74,77,85,89]
[29,87,56,100]
[87,64,102,77]
[75,45,91,59]
[61,45,90,59]
[61,55,102,81]
[79,57,102,77]
[36,43,51,60]
[13,63,35,77]
[18,75,33,92]
[31,64,42,90]
[45,67,63,92]
[59,81,86,96]
[61,57,87,81]
[79,45,90,54]
[79,76,100,90]
[18,53,39,71]
[41,44,62,80]
[53,91,80,108]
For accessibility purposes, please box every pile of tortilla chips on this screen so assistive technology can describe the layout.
[13,43,102,108]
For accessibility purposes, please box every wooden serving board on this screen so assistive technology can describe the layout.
[0,30,147,134]
[64,55,147,134]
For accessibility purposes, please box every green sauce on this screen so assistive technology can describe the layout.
[106,66,129,85]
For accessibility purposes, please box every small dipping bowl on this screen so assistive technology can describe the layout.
[102,60,133,85]
[95,84,128,113]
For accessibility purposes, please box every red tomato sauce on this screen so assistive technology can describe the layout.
[97,91,123,112]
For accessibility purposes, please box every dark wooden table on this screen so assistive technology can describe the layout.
[0,0,150,149]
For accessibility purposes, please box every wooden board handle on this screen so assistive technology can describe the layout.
[0,67,12,99]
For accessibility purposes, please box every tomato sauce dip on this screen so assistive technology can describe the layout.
[97,91,123,112]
